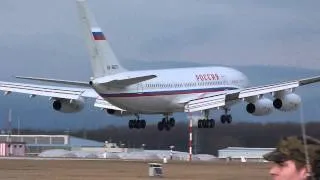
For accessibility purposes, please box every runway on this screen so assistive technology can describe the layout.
[0,158,271,180]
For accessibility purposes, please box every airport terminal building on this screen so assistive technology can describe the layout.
[0,134,107,156]
[218,147,275,161]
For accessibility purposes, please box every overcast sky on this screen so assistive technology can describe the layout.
[1,0,320,80]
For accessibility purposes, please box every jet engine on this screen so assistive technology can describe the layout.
[105,109,133,116]
[273,93,301,111]
[52,98,84,113]
[246,98,273,116]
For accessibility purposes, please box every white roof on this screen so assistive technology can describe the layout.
[219,147,275,151]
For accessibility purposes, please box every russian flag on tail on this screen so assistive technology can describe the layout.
[91,27,106,40]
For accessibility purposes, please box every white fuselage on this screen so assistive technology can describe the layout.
[94,66,249,114]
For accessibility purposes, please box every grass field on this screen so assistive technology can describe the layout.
[0,159,272,180]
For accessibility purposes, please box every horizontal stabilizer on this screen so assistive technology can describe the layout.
[94,75,157,88]
[15,76,90,87]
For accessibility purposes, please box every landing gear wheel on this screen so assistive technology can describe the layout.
[134,120,140,129]
[158,122,164,131]
[209,119,215,128]
[220,115,226,124]
[169,118,175,127]
[128,119,147,129]
[227,115,232,124]
[158,115,175,131]
[129,120,134,129]
[197,109,215,129]
[204,120,209,128]
[198,119,215,128]
[165,124,171,131]
[141,120,146,129]
[198,119,203,128]
[161,118,166,124]
[221,114,232,124]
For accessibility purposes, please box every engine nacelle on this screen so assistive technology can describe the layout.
[273,93,301,112]
[52,98,84,113]
[105,109,133,117]
[246,98,273,116]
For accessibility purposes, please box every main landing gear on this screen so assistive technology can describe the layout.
[220,108,232,124]
[128,114,146,129]
[197,108,233,128]
[157,114,175,131]
[197,109,215,128]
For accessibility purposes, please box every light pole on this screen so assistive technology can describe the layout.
[120,143,125,152]
[17,116,20,135]
[141,144,146,150]
[169,145,175,160]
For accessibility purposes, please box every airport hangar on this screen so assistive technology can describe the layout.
[0,134,128,156]
[218,147,275,161]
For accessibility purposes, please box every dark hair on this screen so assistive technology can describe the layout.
[292,160,320,180]
[293,160,306,170]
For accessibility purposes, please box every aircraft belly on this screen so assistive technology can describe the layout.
[106,95,183,113]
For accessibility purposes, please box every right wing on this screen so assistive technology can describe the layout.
[184,75,320,112]
[0,81,124,111]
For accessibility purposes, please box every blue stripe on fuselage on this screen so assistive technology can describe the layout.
[100,87,238,98]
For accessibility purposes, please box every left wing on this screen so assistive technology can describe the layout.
[0,81,123,111]
[185,75,320,112]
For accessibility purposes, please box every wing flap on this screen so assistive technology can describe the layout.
[15,76,90,87]
[239,81,299,99]
[185,94,226,112]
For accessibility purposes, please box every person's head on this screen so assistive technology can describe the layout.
[263,135,320,180]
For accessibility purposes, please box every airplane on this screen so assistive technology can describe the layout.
[0,0,319,131]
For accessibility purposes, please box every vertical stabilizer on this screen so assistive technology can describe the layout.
[76,0,126,78]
